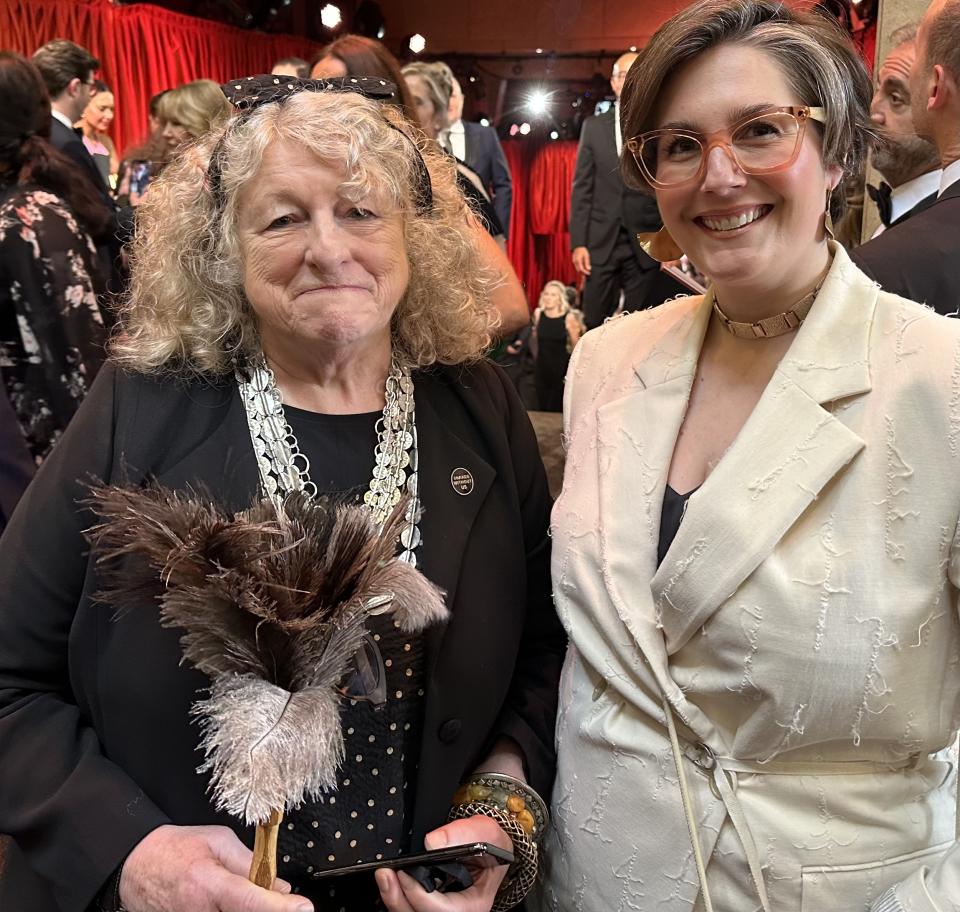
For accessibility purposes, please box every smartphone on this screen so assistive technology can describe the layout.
[129,160,150,197]
[310,841,513,880]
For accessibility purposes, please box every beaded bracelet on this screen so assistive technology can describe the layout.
[451,771,549,844]
[449,772,549,911]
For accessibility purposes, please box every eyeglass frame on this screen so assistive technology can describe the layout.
[625,105,827,189]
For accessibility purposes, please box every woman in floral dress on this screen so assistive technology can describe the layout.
[0,52,108,488]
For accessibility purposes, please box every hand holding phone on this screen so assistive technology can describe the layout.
[375,816,514,911]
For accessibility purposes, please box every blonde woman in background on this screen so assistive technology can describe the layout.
[158,78,231,157]
[532,281,583,412]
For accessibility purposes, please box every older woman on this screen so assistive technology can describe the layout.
[537,1,960,911]
[0,76,563,912]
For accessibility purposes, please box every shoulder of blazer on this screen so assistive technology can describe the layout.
[572,295,703,387]
[415,360,512,427]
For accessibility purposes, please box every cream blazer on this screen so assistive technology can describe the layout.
[535,243,960,912]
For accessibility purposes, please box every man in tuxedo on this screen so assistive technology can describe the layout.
[852,0,960,316]
[570,52,664,329]
[446,76,513,237]
[866,23,942,236]
[33,39,129,307]
[32,40,106,203]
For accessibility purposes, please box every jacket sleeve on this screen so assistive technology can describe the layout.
[870,524,960,912]
[0,364,169,912]
[569,119,595,251]
[487,367,566,799]
[486,128,514,240]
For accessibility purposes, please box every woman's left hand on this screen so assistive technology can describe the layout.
[376,815,513,912]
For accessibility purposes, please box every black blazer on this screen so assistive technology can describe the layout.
[0,361,564,911]
[461,121,513,238]
[852,178,960,316]
[569,109,662,267]
[48,117,112,208]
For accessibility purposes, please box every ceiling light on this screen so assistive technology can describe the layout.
[320,4,341,28]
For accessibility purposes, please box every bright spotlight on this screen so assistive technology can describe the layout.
[479,117,490,127]
[519,122,531,135]
[629,45,637,52]
[550,130,559,140]
[528,89,549,116]
[509,123,519,136]
[536,48,543,54]
[377,25,386,39]
[409,33,426,53]
[320,4,341,28]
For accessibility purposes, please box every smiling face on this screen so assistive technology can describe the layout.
[82,90,114,133]
[236,140,409,362]
[651,43,840,291]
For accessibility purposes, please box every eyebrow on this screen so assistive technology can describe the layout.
[657,101,784,132]
[881,77,909,94]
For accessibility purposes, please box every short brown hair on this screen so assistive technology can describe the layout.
[32,39,99,99]
[620,0,873,215]
[922,0,960,82]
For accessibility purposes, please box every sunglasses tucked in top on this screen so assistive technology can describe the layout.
[626,105,826,188]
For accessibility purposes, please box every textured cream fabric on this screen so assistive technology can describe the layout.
[535,243,960,912]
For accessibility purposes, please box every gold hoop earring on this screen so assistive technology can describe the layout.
[637,227,684,262]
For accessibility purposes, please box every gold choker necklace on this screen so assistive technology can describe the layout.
[713,278,824,340]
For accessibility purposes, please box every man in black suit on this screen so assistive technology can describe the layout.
[32,40,106,204]
[865,23,942,236]
[570,51,664,329]
[33,39,129,307]
[852,0,960,316]
[446,77,513,237]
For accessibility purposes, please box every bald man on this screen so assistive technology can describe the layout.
[852,0,960,316]
[570,51,664,328]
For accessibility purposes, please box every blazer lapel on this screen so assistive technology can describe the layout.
[595,300,710,690]
[652,243,874,653]
[412,386,494,674]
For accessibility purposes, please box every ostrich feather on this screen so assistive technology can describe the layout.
[85,483,448,824]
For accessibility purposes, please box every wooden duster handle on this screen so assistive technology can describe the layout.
[249,808,283,889]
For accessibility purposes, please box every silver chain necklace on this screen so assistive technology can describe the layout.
[236,357,422,566]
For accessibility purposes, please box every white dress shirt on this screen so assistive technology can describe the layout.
[447,118,466,163]
[51,109,75,131]
[613,100,622,157]
[939,157,960,195]
[870,168,943,238]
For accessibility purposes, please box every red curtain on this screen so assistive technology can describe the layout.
[503,138,579,309]
[0,0,318,156]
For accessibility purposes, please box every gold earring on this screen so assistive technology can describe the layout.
[824,188,836,240]
[637,227,684,262]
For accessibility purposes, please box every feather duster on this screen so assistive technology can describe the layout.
[85,484,448,831]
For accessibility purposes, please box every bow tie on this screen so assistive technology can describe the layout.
[867,181,893,227]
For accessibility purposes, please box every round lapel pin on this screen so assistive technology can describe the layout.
[450,467,474,496]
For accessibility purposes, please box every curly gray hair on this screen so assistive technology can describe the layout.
[113,88,499,376]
